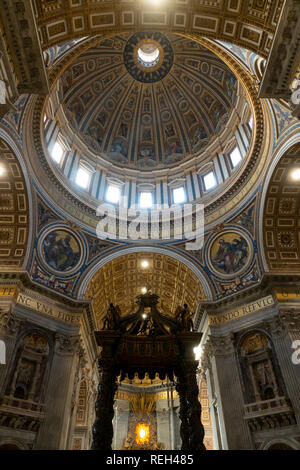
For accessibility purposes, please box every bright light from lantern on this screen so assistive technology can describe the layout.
[141,260,149,268]
[0,165,5,176]
[138,46,160,64]
[291,169,300,181]
[142,0,165,7]
[141,287,147,294]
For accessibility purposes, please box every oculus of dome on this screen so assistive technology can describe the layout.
[124,32,173,83]
[135,41,163,71]
[137,42,160,68]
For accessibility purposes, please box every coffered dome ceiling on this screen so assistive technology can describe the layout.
[59,33,238,170]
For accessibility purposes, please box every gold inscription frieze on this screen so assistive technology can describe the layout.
[0,286,81,325]
[209,295,275,326]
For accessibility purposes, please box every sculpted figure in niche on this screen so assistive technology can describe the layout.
[253,361,275,400]
[240,332,282,403]
[17,362,34,385]
[11,332,49,402]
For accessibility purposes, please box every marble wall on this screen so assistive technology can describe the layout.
[199,292,300,450]
[0,292,97,450]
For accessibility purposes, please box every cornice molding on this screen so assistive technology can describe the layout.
[0,0,49,95]
[197,273,300,314]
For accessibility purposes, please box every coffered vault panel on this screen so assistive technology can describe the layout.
[34,0,283,58]
[0,138,29,269]
[85,252,205,327]
[263,143,300,273]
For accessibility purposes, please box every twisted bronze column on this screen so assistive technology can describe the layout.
[185,364,206,451]
[175,380,190,450]
[176,364,206,450]
[91,359,118,450]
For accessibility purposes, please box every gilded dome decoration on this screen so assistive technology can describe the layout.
[58,34,238,170]
[124,32,173,82]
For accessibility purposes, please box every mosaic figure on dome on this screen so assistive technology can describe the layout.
[109,139,128,158]
[164,140,184,161]
[191,126,208,150]
[138,146,155,159]
[211,102,226,126]
[224,73,237,99]
[67,99,84,125]
[60,69,73,96]
[86,124,103,148]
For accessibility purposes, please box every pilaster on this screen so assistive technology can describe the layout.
[35,333,80,449]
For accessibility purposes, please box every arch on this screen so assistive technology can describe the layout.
[259,136,300,272]
[261,438,300,450]
[79,246,213,329]
[78,245,212,301]
[4,327,53,405]
[0,439,29,450]
[238,330,279,403]
[0,129,35,271]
